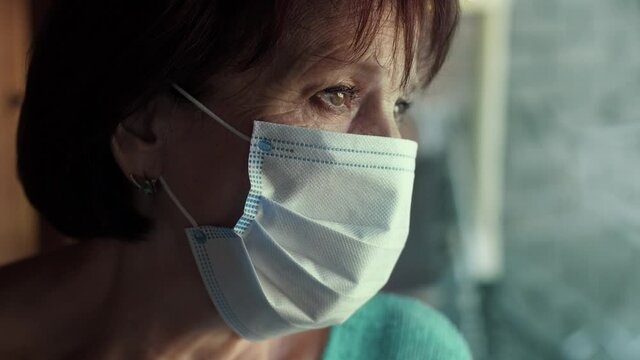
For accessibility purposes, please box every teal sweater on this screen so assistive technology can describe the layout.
[321,294,472,360]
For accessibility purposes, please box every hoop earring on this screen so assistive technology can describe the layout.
[129,174,158,195]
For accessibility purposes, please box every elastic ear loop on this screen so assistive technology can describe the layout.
[159,176,199,228]
[171,83,251,143]
[161,84,251,227]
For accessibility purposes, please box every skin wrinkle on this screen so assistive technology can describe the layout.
[195,18,417,135]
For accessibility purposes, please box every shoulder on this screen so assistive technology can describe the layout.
[0,247,76,355]
[322,293,472,360]
[0,242,111,358]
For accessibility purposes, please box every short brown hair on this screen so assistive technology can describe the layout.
[18,0,460,240]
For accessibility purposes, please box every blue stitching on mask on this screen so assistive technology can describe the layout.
[235,152,265,234]
[257,139,272,152]
[250,150,414,173]
[252,137,415,159]
[193,241,257,339]
[245,195,261,206]
[273,146,294,153]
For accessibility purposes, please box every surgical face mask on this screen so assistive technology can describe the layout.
[160,84,417,341]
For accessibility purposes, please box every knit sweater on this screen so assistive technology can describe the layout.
[321,293,472,360]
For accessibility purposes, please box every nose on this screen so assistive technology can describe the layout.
[347,93,402,138]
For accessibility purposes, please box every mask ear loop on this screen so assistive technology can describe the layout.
[159,176,199,227]
[171,83,251,143]
[162,84,251,227]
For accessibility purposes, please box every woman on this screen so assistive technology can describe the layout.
[0,0,470,359]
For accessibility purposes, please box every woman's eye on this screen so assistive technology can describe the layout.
[393,99,412,121]
[327,92,346,106]
[314,85,359,113]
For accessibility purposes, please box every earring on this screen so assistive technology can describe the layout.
[129,174,158,195]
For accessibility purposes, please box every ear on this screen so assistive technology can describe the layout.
[111,109,164,180]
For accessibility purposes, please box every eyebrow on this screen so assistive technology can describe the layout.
[275,47,420,93]
[262,19,423,96]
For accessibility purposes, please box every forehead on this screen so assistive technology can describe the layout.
[263,1,423,91]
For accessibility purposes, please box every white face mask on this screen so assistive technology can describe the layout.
[160,84,417,341]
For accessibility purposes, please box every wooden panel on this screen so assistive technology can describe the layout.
[0,0,38,265]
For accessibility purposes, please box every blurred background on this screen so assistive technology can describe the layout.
[1,0,639,359]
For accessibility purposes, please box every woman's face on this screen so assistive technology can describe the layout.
[117,4,421,232]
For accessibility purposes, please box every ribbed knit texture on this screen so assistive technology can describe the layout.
[321,293,472,360]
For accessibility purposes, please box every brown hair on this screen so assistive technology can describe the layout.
[18,0,459,240]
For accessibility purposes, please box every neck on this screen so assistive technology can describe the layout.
[84,188,329,359]
[93,219,272,359]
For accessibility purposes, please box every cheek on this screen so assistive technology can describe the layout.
[262,106,353,133]
[399,117,418,142]
[162,121,251,227]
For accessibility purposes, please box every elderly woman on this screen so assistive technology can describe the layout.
[0,0,469,359]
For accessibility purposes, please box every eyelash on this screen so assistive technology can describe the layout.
[324,84,359,97]
[394,99,412,120]
[314,85,413,121]
[313,84,360,113]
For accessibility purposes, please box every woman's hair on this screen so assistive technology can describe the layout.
[18,0,459,240]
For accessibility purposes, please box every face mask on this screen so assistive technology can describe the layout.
[160,84,417,341]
